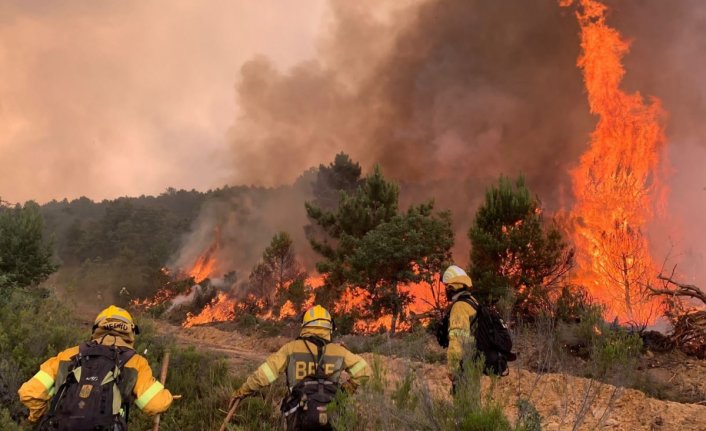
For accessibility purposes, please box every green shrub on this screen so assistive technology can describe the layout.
[0,408,25,431]
[0,287,83,420]
[516,398,542,431]
[591,326,643,377]
[342,328,445,364]
[330,353,522,431]
[554,285,591,323]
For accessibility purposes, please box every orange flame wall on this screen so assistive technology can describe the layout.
[563,0,668,324]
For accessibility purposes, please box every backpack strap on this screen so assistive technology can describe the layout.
[299,336,328,376]
[43,348,83,421]
[455,292,480,326]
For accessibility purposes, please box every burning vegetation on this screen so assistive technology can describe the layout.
[126,1,703,358]
[564,0,668,325]
[137,164,452,334]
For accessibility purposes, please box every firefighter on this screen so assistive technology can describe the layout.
[229,305,371,430]
[18,305,173,430]
[442,265,477,380]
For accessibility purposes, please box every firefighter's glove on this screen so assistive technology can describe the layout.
[227,395,241,411]
[228,390,249,410]
[341,380,358,394]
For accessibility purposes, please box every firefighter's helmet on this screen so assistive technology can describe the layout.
[302,305,333,330]
[442,265,472,291]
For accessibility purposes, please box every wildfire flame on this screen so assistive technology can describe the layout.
[181,273,445,332]
[563,0,667,323]
[183,292,235,327]
[188,227,221,283]
[144,0,677,330]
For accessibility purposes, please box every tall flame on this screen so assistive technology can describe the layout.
[563,0,667,323]
[188,227,221,283]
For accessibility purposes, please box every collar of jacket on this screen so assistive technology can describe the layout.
[92,319,135,349]
[451,290,472,303]
[299,326,331,341]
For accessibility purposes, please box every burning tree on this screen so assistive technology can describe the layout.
[469,176,573,317]
[563,0,668,324]
[249,231,308,315]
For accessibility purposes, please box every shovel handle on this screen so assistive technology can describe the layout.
[218,398,242,431]
[152,351,171,431]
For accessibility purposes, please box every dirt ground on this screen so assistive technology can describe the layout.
[159,321,706,431]
[378,356,706,431]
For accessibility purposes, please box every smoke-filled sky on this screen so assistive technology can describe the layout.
[0,0,326,203]
[2,0,705,282]
[3,0,704,203]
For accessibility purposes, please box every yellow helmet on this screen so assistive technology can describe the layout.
[302,305,333,330]
[442,265,472,290]
[93,305,139,334]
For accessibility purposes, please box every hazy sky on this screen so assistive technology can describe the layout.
[0,0,326,203]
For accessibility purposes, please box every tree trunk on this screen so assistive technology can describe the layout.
[621,254,633,318]
[389,282,400,336]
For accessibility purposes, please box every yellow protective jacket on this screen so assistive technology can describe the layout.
[447,292,477,375]
[234,327,371,398]
[18,343,173,423]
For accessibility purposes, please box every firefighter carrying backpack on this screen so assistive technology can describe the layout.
[281,337,339,431]
[435,294,517,376]
[39,342,136,431]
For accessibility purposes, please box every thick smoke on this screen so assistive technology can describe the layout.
[168,0,706,290]
[227,0,593,263]
[168,172,317,287]
[223,0,706,285]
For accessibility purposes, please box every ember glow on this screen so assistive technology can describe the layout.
[180,272,445,332]
[563,0,667,323]
[183,292,236,328]
[188,228,221,283]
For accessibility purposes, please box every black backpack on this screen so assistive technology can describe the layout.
[39,342,135,431]
[435,294,517,376]
[281,338,339,431]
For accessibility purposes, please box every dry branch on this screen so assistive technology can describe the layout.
[646,272,706,358]
[647,274,706,305]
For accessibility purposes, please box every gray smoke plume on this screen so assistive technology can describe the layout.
[188,0,706,286]
[226,0,592,264]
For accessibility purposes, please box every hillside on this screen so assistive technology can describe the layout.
[160,321,706,431]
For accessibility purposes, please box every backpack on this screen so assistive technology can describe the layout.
[436,294,517,376]
[281,337,339,431]
[39,342,135,431]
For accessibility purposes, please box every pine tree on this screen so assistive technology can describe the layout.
[0,201,57,288]
[306,165,398,307]
[348,203,453,334]
[310,152,362,212]
[468,176,573,317]
[308,165,454,333]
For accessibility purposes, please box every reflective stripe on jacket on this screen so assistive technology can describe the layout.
[18,345,173,423]
[447,296,477,375]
